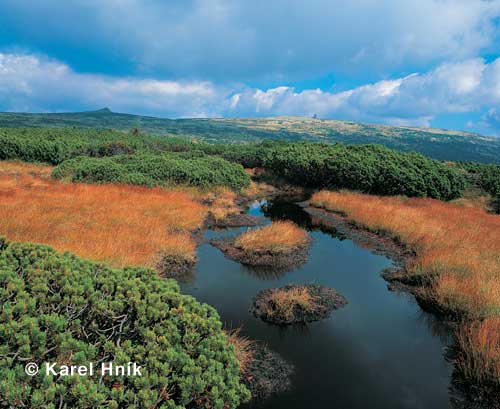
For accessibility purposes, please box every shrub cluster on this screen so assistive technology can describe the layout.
[201,141,281,168]
[461,162,500,209]
[0,128,195,165]
[0,128,86,164]
[52,153,250,190]
[0,238,250,408]
[263,143,467,200]
[0,127,470,198]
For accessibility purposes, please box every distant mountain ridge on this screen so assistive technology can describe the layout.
[1,108,499,164]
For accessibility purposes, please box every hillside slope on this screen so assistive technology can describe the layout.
[1,108,499,164]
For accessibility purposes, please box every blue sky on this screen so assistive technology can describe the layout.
[1,0,500,135]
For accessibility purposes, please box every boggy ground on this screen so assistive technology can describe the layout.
[0,161,267,280]
[0,161,296,403]
[242,343,294,399]
[210,221,312,271]
[252,284,348,325]
[225,328,294,400]
[306,189,500,406]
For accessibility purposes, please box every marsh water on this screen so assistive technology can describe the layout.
[181,196,456,409]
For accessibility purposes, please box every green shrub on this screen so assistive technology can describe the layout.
[461,162,500,211]
[0,239,250,408]
[52,153,251,190]
[0,129,86,164]
[0,127,468,199]
[264,143,466,200]
[0,128,200,165]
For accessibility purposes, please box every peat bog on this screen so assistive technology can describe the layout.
[182,196,473,409]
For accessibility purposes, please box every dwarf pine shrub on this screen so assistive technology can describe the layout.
[0,239,250,408]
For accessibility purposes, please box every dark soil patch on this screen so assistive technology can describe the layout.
[242,343,294,399]
[156,254,196,283]
[252,284,348,325]
[205,212,266,228]
[300,204,411,267]
[209,236,311,271]
[450,371,500,409]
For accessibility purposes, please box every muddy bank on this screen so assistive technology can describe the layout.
[301,204,410,267]
[242,343,294,400]
[301,204,457,307]
[209,236,311,272]
[205,212,267,229]
[301,204,451,307]
[252,284,348,325]
[156,254,197,283]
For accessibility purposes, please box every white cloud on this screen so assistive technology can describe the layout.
[2,52,500,134]
[228,58,500,128]
[0,53,222,117]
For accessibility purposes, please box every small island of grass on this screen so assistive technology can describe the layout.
[210,221,311,270]
[252,284,348,325]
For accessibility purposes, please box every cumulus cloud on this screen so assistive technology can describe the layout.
[2,52,500,134]
[228,58,500,128]
[0,0,499,81]
[0,53,223,117]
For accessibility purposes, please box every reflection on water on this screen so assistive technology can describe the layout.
[182,197,459,409]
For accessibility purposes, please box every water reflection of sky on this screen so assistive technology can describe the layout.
[182,198,454,409]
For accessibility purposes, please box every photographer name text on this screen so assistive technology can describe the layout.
[25,361,143,377]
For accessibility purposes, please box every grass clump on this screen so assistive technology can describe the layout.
[0,239,250,408]
[265,286,315,322]
[225,328,256,374]
[456,318,500,385]
[252,284,348,325]
[234,221,309,254]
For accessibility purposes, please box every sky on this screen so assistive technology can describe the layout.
[1,0,500,135]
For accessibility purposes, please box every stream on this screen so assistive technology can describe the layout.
[181,196,456,409]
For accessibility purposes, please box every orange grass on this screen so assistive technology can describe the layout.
[210,189,239,222]
[266,286,315,321]
[235,221,309,253]
[310,189,500,384]
[0,161,208,267]
[456,318,500,383]
[224,328,256,373]
[310,190,500,318]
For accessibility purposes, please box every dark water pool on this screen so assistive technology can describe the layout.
[181,197,455,409]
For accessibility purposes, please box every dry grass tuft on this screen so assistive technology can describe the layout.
[201,188,240,222]
[224,328,255,373]
[0,161,208,267]
[240,180,276,199]
[456,318,500,383]
[235,221,309,253]
[266,286,315,322]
